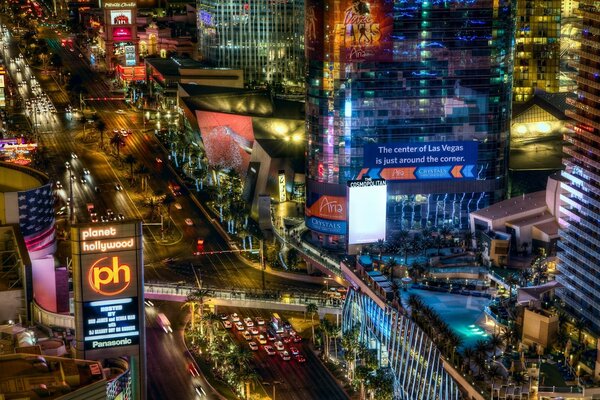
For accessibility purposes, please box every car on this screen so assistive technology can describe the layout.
[116,109,125,114]
[219,313,228,320]
[264,345,276,356]
[100,215,108,222]
[267,332,276,342]
[279,350,291,361]
[55,180,63,189]
[70,152,77,159]
[82,168,90,175]
[290,346,299,356]
[258,335,267,345]
[107,209,115,218]
[188,363,199,377]
[156,157,163,163]
[174,202,182,210]
[194,385,206,397]
[248,341,258,351]
[288,329,297,337]
[235,322,244,331]
[295,354,306,363]
[243,318,254,327]
[65,161,70,169]
[185,218,194,226]
[115,183,122,191]
[274,341,284,351]
[293,335,303,343]
[95,186,101,193]
[222,320,232,329]
[90,213,98,223]
[231,313,240,322]
[80,176,87,184]
[283,336,292,344]
[242,331,252,340]
[249,327,260,335]
[255,317,265,325]
[117,213,125,220]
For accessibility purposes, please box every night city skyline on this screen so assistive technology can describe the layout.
[0,0,599,399]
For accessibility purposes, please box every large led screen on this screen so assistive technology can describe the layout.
[196,111,254,178]
[347,179,387,245]
[83,297,140,351]
[110,10,132,25]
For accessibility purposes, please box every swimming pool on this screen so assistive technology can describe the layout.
[403,288,490,350]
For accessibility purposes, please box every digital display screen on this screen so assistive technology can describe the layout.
[113,27,132,41]
[83,297,140,351]
[347,179,387,245]
[110,10,132,25]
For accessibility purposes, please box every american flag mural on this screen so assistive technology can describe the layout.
[18,183,56,252]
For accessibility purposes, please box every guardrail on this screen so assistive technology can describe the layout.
[538,385,584,394]
[32,301,75,330]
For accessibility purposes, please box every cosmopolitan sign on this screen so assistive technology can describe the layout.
[72,222,143,356]
[347,178,387,245]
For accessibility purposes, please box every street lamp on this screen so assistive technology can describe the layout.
[262,381,283,400]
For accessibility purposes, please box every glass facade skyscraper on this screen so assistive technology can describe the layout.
[513,0,561,102]
[305,0,515,247]
[197,0,305,88]
[559,0,600,333]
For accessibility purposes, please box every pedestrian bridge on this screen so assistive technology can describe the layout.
[144,283,342,316]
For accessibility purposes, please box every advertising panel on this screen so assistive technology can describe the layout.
[124,45,136,66]
[113,28,133,41]
[278,171,286,203]
[347,178,387,245]
[72,222,143,358]
[83,297,140,350]
[305,181,348,236]
[360,141,478,181]
[306,216,347,235]
[110,10,132,25]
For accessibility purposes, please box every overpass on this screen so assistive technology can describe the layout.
[33,284,341,331]
[144,283,342,317]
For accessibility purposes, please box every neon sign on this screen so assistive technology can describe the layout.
[88,256,132,296]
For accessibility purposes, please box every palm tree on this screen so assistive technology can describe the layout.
[504,273,519,298]
[393,230,411,264]
[123,153,136,180]
[355,365,372,400]
[189,288,211,335]
[135,164,151,192]
[386,257,398,282]
[202,311,221,345]
[374,238,387,263]
[487,333,503,358]
[574,317,586,345]
[462,347,475,373]
[181,295,198,330]
[306,303,319,344]
[110,132,125,158]
[96,119,106,148]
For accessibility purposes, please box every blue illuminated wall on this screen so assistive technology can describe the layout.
[342,289,460,399]
[305,0,515,245]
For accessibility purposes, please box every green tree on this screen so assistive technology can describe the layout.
[124,154,136,180]
[110,132,125,158]
[96,119,107,148]
[306,303,319,345]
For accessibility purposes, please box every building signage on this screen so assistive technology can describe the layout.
[110,10,132,25]
[83,298,139,350]
[278,171,286,203]
[104,2,136,8]
[305,195,347,221]
[306,216,347,235]
[124,45,136,66]
[72,222,143,358]
[360,141,478,181]
[347,178,387,245]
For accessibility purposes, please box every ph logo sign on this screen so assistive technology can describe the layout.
[88,256,132,296]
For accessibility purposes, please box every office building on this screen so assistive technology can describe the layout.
[559,0,600,333]
[513,0,561,102]
[305,0,515,248]
[197,0,305,89]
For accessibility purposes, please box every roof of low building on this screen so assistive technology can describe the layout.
[533,220,560,237]
[471,191,547,221]
[145,57,207,77]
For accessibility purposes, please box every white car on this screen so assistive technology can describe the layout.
[258,335,267,345]
[174,203,182,210]
[249,341,259,351]
[185,218,193,226]
[255,317,265,326]
[243,318,254,327]
[222,320,232,329]
[249,327,260,335]
[231,313,240,322]
[242,331,252,340]
[274,341,284,351]
[71,152,78,159]
[235,322,244,331]
[280,350,291,361]
[264,345,276,356]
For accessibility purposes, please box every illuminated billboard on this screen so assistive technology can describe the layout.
[113,27,133,41]
[347,178,387,245]
[359,141,478,181]
[305,182,348,236]
[306,0,393,62]
[110,10,132,25]
[72,222,143,358]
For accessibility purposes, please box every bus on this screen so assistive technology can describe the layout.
[157,313,172,333]
[271,313,284,334]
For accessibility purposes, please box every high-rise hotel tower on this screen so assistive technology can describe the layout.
[305,0,515,247]
[559,0,600,333]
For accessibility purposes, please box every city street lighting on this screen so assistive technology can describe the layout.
[262,380,283,400]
